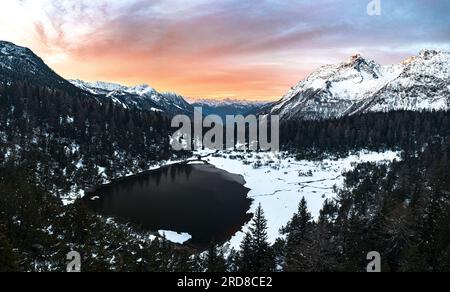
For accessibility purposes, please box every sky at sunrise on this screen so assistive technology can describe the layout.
[0,0,449,100]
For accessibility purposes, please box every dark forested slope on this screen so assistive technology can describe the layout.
[0,81,187,198]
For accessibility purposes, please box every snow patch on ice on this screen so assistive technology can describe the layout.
[159,230,192,244]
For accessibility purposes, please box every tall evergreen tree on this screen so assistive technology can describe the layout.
[203,242,227,273]
[0,227,20,272]
[237,204,275,272]
[282,197,314,272]
[237,232,254,272]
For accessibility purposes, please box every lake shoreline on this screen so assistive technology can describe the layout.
[83,160,254,249]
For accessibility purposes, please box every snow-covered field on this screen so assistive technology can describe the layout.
[195,150,400,249]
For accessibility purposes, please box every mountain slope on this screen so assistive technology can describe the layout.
[70,80,194,116]
[359,50,450,113]
[0,41,81,93]
[270,50,450,120]
[0,41,193,116]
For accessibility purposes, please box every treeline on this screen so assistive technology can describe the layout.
[0,82,189,196]
[280,111,450,159]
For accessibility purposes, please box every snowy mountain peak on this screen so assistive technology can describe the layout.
[419,49,441,59]
[399,50,443,66]
[70,80,127,93]
[270,50,450,120]
[69,79,193,116]
[129,84,157,96]
[92,81,126,91]
[110,83,159,99]
[347,54,371,68]
[349,53,363,62]
[0,41,31,56]
[347,54,382,78]
[69,80,157,97]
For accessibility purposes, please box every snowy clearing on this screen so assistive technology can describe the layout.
[194,150,400,249]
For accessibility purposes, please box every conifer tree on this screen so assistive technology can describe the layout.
[203,242,227,273]
[237,204,275,272]
[237,232,253,272]
[282,197,314,272]
[0,227,20,272]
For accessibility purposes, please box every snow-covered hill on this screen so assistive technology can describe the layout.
[270,50,450,120]
[70,80,194,116]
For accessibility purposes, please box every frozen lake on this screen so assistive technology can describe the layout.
[84,162,253,249]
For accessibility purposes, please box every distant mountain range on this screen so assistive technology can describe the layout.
[68,81,271,119]
[0,39,266,118]
[191,98,269,119]
[0,40,267,119]
[2,40,449,122]
[269,50,450,120]
[0,41,193,117]
[67,81,271,119]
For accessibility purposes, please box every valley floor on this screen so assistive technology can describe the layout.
[63,149,400,247]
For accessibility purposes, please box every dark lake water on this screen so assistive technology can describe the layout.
[84,162,253,248]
